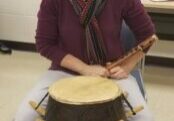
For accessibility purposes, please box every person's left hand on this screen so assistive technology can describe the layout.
[106,51,145,79]
[108,65,128,79]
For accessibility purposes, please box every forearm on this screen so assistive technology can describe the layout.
[60,54,110,77]
[121,34,157,73]
[121,51,144,73]
[60,54,88,74]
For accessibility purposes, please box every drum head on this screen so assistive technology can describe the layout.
[49,76,122,105]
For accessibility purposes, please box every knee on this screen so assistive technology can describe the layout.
[13,112,38,121]
[13,102,38,121]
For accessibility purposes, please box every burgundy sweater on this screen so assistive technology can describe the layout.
[35,0,155,73]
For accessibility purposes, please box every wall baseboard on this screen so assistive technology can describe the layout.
[0,40,36,52]
[145,56,174,67]
[1,40,174,67]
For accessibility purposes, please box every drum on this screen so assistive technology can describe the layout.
[29,76,144,121]
[45,76,127,121]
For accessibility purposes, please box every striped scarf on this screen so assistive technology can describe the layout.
[69,0,107,65]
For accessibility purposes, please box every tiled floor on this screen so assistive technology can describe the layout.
[0,50,174,121]
[144,65,174,121]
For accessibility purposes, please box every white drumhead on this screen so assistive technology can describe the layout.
[49,76,122,105]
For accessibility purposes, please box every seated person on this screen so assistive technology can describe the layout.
[13,0,157,121]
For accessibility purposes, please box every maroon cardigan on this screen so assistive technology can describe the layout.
[35,0,155,73]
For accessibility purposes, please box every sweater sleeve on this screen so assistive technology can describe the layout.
[35,0,67,65]
[122,0,155,45]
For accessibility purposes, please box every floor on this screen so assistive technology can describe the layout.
[0,50,174,121]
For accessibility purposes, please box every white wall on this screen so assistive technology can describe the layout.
[0,0,41,43]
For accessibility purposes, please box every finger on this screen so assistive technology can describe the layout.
[110,69,124,79]
[117,72,128,79]
[116,72,128,79]
[110,73,127,80]
[113,67,128,77]
[106,62,112,67]
[106,62,112,70]
[110,69,128,79]
[105,70,110,77]
[109,66,121,74]
[101,69,110,77]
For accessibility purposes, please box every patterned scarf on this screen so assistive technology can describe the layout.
[69,0,107,65]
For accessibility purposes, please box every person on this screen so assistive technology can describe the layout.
[13,0,157,121]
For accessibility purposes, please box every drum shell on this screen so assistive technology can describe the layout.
[45,95,127,121]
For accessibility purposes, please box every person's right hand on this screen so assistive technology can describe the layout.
[80,65,110,77]
[60,54,109,77]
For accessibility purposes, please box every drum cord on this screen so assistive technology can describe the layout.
[35,92,49,110]
[35,92,136,119]
[121,94,136,115]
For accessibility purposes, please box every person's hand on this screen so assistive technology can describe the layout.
[108,66,128,79]
[80,65,110,77]
[106,62,128,79]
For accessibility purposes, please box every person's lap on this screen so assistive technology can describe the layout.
[13,70,73,121]
[115,76,153,121]
[13,70,153,121]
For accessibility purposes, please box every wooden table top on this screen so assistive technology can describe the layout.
[142,0,174,14]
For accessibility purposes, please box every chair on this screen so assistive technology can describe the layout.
[120,21,147,100]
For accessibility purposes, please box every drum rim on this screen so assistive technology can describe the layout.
[49,89,122,105]
[48,76,123,105]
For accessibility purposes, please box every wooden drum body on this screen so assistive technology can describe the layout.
[45,76,127,121]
